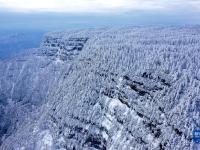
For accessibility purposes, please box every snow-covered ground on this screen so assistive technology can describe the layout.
[0,26,200,149]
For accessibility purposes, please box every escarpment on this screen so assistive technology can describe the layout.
[0,26,200,150]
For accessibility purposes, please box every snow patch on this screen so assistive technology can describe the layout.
[102,131,109,140]
[109,98,127,112]
[36,130,53,150]
[130,110,143,125]
[147,134,154,141]
[102,117,113,130]
[55,58,63,64]
[152,139,160,148]
[146,134,160,148]
[116,77,123,88]
[109,130,122,150]
[16,147,25,150]
[161,113,165,118]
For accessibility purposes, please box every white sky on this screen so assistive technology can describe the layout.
[0,0,200,13]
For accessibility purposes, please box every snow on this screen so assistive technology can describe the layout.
[147,134,154,141]
[161,113,165,118]
[152,139,160,148]
[36,130,53,150]
[108,98,127,112]
[102,116,113,130]
[102,131,109,140]
[116,77,123,88]
[16,147,25,150]
[146,134,160,148]
[1,26,200,149]
[55,58,63,64]
[109,129,122,150]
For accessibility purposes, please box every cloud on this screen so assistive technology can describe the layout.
[0,0,200,13]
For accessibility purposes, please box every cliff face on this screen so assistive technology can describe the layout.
[0,27,200,150]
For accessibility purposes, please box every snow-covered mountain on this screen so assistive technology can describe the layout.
[0,26,200,150]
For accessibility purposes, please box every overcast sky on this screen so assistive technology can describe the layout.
[0,0,200,31]
[0,0,200,13]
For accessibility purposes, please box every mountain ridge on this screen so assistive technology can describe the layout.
[0,26,200,150]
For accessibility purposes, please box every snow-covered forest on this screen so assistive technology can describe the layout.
[0,26,200,150]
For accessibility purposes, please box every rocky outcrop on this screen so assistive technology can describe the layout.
[41,36,89,61]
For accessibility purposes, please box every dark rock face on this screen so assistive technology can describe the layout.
[41,36,89,61]
[0,27,200,150]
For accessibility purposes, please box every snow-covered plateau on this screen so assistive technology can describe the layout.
[0,26,200,150]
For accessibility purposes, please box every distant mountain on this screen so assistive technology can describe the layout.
[0,26,200,150]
